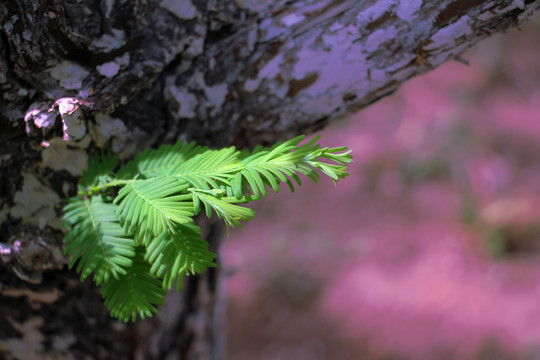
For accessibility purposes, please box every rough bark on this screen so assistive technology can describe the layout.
[0,0,538,359]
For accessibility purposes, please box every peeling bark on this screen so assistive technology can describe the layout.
[1,0,539,358]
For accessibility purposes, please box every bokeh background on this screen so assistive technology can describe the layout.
[224,15,540,360]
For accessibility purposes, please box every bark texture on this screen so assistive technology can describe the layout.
[0,0,539,359]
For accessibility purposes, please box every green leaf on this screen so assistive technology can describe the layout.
[144,223,216,290]
[229,135,352,200]
[169,147,244,190]
[302,146,353,182]
[101,248,166,322]
[117,141,207,179]
[190,188,255,231]
[63,134,353,323]
[114,177,194,241]
[230,137,303,200]
[63,195,135,285]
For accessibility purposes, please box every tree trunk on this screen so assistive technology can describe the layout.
[0,0,538,358]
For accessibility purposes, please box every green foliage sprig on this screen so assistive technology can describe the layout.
[62,135,352,322]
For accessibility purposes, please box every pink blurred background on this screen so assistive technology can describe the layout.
[224,15,540,360]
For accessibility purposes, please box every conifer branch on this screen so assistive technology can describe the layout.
[63,136,352,321]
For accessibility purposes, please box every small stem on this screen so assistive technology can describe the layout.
[80,179,131,196]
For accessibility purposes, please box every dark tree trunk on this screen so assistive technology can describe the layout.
[0,1,538,359]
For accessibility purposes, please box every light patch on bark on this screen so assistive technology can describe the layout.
[97,62,120,77]
[1,288,61,304]
[89,115,155,158]
[364,26,399,53]
[259,18,289,41]
[97,53,130,78]
[102,0,115,18]
[252,50,289,98]
[22,29,32,41]
[355,1,393,27]
[161,0,198,20]
[192,72,228,115]
[243,78,262,92]
[82,6,93,16]
[52,334,76,352]
[300,0,335,16]
[0,316,75,359]
[0,317,45,360]
[292,0,355,36]
[91,29,126,51]
[291,24,367,104]
[282,13,306,26]
[41,138,88,176]
[10,173,62,230]
[258,53,284,80]
[115,127,161,160]
[425,16,471,52]
[48,61,89,90]
[396,0,423,22]
[88,114,128,148]
[3,15,18,33]
[185,36,205,57]
[165,84,198,119]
